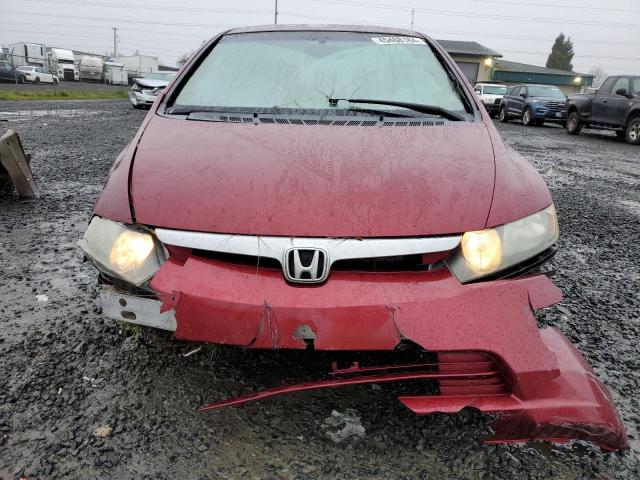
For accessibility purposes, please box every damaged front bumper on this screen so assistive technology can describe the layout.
[99,255,628,451]
[128,90,158,107]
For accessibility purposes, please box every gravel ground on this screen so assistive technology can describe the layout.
[0,100,638,479]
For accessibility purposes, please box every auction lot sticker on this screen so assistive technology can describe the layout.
[372,37,426,45]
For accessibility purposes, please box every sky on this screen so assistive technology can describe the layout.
[1,0,640,75]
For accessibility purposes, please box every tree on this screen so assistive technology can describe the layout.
[589,67,608,89]
[546,33,574,71]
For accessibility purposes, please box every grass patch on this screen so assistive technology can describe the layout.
[0,88,129,101]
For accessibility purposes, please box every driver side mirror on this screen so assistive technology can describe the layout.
[616,88,632,98]
[519,93,526,98]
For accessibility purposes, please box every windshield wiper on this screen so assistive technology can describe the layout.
[168,105,414,119]
[328,98,466,121]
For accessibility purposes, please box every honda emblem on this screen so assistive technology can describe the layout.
[284,248,329,283]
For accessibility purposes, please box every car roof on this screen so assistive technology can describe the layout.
[227,24,423,37]
[513,84,560,88]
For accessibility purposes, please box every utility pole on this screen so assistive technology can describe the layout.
[112,27,118,57]
[410,8,415,30]
[274,0,278,24]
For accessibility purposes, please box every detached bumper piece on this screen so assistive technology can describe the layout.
[199,336,627,451]
[400,330,627,452]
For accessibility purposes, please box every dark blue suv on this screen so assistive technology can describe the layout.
[498,84,567,126]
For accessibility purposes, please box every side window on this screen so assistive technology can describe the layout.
[632,78,640,94]
[517,86,525,96]
[611,77,629,94]
[35,67,43,73]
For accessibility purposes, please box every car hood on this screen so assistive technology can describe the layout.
[133,78,170,88]
[130,115,496,237]
[531,96,566,103]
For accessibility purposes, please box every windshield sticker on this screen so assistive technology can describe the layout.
[371,36,426,45]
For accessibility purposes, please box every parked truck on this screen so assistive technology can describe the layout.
[112,55,158,83]
[78,55,104,82]
[566,75,640,145]
[7,42,47,68]
[104,61,128,85]
[48,48,79,82]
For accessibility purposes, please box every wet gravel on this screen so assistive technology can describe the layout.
[0,100,639,479]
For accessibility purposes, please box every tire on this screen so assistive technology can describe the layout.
[566,111,583,135]
[53,78,59,86]
[626,116,640,145]
[522,107,533,126]
[17,75,24,84]
[34,77,40,85]
[499,106,509,123]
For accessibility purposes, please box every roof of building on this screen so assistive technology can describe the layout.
[492,60,593,87]
[435,40,502,58]
[493,60,591,77]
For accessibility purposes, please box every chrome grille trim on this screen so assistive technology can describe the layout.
[155,229,461,266]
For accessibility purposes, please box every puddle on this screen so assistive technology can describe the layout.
[619,199,640,216]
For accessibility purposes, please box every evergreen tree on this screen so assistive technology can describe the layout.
[546,33,574,71]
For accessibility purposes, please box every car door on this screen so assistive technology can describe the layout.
[36,67,51,83]
[510,86,526,115]
[604,77,631,126]
[592,78,627,125]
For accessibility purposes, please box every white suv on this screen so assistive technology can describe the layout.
[474,83,507,118]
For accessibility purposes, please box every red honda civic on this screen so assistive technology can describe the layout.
[79,25,627,451]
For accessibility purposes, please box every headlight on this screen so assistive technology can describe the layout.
[78,217,167,285]
[447,204,558,283]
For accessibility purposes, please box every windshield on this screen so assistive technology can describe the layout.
[145,72,175,81]
[527,86,565,99]
[173,31,468,116]
[482,85,507,95]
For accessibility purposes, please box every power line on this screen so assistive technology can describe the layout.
[425,28,640,48]
[457,0,640,14]
[0,27,207,45]
[20,0,272,15]
[0,22,216,39]
[2,10,235,28]
[497,50,640,61]
[309,0,640,27]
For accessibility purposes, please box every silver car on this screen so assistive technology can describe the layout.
[129,72,176,109]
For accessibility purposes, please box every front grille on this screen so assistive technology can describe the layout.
[63,69,75,81]
[193,250,281,270]
[191,250,448,273]
[436,352,509,396]
[332,253,448,272]
[494,98,502,105]
[544,101,564,111]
